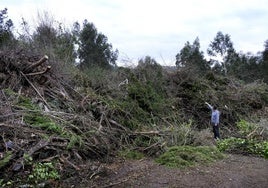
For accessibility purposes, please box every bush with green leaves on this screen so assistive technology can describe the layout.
[217,137,268,158]
[28,162,60,184]
[219,119,268,158]
[237,119,256,135]
[128,80,165,113]
[0,151,12,169]
[0,8,14,47]
[155,146,224,168]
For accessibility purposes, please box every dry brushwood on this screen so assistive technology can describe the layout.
[167,69,268,132]
[1,49,267,187]
[0,50,138,186]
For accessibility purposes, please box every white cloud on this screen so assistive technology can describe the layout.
[2,0,268,65]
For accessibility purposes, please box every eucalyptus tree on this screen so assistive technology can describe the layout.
[176,37,209,74]
[0,8,14,47]
[77,20,118,69]
[207,31,237,75]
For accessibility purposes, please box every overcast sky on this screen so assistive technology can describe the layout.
[1,0,268,66]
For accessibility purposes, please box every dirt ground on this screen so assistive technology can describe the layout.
[89,154,268,188]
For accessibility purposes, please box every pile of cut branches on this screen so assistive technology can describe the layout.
[167,69,268,133]
[0,50,132,187]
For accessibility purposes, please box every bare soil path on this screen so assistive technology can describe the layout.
[92,154,268,188]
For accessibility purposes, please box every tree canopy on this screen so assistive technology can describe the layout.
[76,20,118,69]
[0,8,14,47]
[0,8,268,84]
[207,31,237,74]
[176,37,209,73]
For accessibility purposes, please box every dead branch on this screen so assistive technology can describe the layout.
[98,113,104,132]
[20,71,50,108]
[108,119,128,131]
[26,139,49,156]
[24,66,51,76]
[60,154,80,171]
[132,131,161,135]
[41,155,59,162]
[24,55,48,72]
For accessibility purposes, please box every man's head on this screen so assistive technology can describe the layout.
[213,106,217,110]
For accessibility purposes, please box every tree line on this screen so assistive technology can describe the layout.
[176,33,268,83]
[0,8,118,70]
[1,8,268,83]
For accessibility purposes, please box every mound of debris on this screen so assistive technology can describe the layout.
[168,69,268,133]
[0,50,130,186]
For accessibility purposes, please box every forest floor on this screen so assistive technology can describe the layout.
[88,154,268,188]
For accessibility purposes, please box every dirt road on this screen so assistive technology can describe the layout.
[92,154,268,188]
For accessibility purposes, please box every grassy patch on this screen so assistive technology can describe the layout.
[155,146,224,169]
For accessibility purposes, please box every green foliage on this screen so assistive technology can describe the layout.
[207,31,237,74]
[0,179,13,187]
[176,37,209,73]
[0,151,12,169]
[15,94,83,149]
[82,66,110,91]
[54,28,76,64]
[228,52,262,82]
[102,65,173,129]
[127,79,166,115]
[17,96,37,110]
[155,146,224,168]
[167,120,194,146]
[108,98,149,130]
[217,137,245,151]
[25,114,62,134]
[136,56,165,95]
[14,94,61,133]
[33,14,57,48]
[28,162,60,184]
[4,90,66,136]
[237,119,256,135]
[77,20,118,69]
[4,89,35,109]
[0,8,14,47]
[25,112,83,149]
[67,133,84,149]
[128,81,156,112]
[217,119,268,158]
[261,40,268,83]
[118,149,144,160]
[217,137,268,158]
[23,153,33,165]
[18,11,76,73]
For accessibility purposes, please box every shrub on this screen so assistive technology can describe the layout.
[237,119,256,136]
[217,137,268,158]
[155,146,224,168]
[28,162,60,184]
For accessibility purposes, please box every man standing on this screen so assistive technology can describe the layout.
[205,102,220,139]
